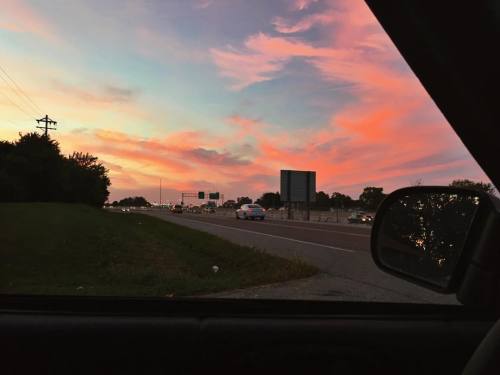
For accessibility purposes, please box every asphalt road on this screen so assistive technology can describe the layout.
[144,210,458,304]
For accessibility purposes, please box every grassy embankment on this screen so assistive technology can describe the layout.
[0,203,317,296]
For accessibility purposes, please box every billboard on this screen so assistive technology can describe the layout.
[280,170,316,202]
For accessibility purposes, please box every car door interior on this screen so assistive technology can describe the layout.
[2,1,499,374]
[0,297,495,374]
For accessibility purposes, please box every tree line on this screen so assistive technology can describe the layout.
[249,187,387,211]
[109,196,151,207]
[248,180,495,211]
[0,133,110,207]
[105,180,493,211]
[220,189,386,210]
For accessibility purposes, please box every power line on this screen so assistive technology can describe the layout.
[0,88,37,119]
[0,74,40,117]
[2,118,23,127]
[3,119,33,131]
[0,63,44,116]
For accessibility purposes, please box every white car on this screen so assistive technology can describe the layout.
[236,204,265,220]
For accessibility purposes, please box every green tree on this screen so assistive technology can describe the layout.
[0,133,63,202]
[116,196,151,207]
[359,187,386,211]
[222,199,236,208]
[313,191,330,210]
[255,192,282,209]
[0,133,110,207]
[237,196,252,207]
[62,152,110,206]
[449,179,495,194]
[330,192,354,209]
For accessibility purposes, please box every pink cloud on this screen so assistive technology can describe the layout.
[210,47,286,90]
[273,13,335,34]
[226,115,260,129]
[211,25,399,92]
[211,0,398,91]
[193,0,213,9]
[0,0,62,44]
[225,115,263,139]
[292,0,319,11]
[211,33,347,90]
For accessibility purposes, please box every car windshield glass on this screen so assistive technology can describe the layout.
[0,0,493,304]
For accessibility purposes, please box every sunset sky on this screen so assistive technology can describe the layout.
[0,0,491,203]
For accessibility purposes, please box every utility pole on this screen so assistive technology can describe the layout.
[159,178,162,208]
[36,115,57,136]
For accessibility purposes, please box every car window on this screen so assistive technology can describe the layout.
[0,0,493,304]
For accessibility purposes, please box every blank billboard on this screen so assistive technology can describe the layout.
[280,170,316,202]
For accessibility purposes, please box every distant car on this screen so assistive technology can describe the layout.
[203,206,216,213]
[190,206,202,214]
[348,212,372,224]
[171,205,183,213]
[236,204,265,220]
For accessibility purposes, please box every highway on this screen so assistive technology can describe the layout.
[144,210,458,304]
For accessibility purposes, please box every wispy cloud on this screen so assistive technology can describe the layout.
[210,33,340,90]
[183,148,250,166]
[51,80,140,104]
[210,46,286,90]
[292,0,319,11]
[272,13,335,34]
[193,0,214,9]
[0,0,62,44]
[135,27,207,63]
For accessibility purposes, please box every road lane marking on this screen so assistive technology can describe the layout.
[166,215,357,254]
[245,220,371,238]
[179,213,371,238]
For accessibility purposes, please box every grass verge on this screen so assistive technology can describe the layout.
[0,203,317,297]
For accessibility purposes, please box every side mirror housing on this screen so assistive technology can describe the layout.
[371,186,500,309]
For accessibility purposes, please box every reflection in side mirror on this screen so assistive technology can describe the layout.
[371,187,495,293]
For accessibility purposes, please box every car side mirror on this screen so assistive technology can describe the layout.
[371,186,500,309]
